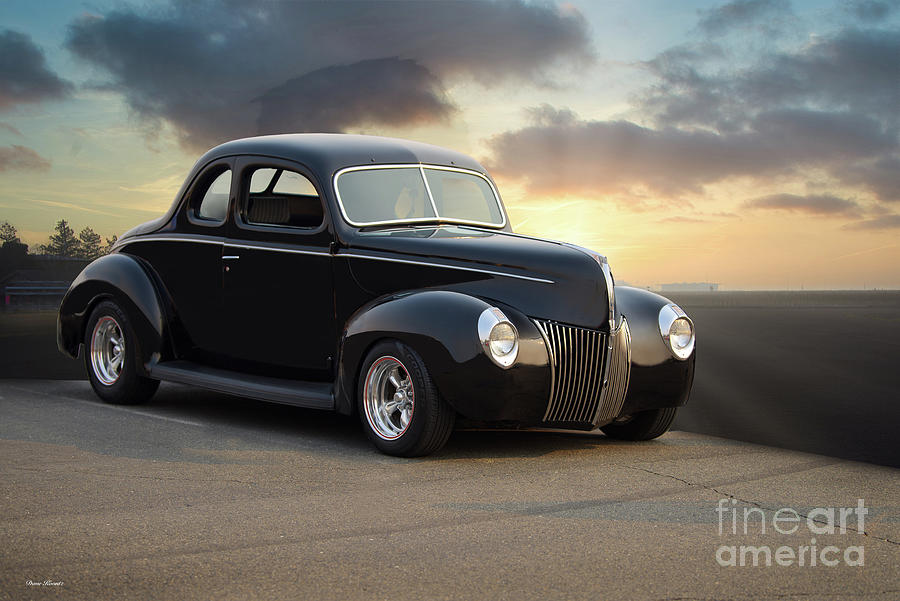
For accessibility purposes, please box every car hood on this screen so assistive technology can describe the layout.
[346,225,611,329]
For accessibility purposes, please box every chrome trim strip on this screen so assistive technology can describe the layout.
[116,235,223,248]
[533,320,556,421]
[338,252,554,284]
[224,242,330,257]
[116,236,333,258]
[116,236,332,258]
[593,317,632,424]
[559,325,573,420]
[599,260,616,331]
[419,165,441,218]
[222,255,240,260]
[333,163,507,229]
[584,336,600,417]
[561,242,616,332]
[593,326,617,425]
[116,235,550,282]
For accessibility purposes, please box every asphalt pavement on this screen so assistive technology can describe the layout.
[1,380,898,600]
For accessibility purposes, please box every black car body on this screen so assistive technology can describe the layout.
[58,134,695,456]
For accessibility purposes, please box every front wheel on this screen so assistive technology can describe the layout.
[84,300,159,405]
[358,341,455,457]
[601,407,677,441]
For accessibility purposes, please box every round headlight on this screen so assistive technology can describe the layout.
[489,322,517,357]
[658,304,695,360]
[478,307,519,368]
[669,318,693,351]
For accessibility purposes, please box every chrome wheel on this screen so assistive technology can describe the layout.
[90,316,125,385]
[363,356,414,440]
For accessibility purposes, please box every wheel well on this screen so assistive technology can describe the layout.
[77,293,115,355]
[348,336,401,416]
[78,292,158,377]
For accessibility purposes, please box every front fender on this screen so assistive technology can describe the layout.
[335,290,550,421]
[615,286,696,414]
[57,253,167,374]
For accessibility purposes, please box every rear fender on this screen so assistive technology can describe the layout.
[57,253,168,374]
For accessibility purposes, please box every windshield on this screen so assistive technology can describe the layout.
[334,165,505,228]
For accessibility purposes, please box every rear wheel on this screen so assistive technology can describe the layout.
[601,407,677,441]
[84,300,159,405]
[358,341,455,457]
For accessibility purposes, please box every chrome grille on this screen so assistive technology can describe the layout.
[533,318,632,426]
[598,318,632,424]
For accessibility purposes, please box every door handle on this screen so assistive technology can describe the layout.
[222,255,240,260]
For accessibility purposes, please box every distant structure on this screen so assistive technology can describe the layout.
[660,282,719,292]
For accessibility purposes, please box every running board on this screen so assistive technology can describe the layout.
[149,360,334,410]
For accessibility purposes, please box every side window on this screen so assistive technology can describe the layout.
[195,169,232,223]
[242,167,324,229]
[250,168,277,193]
[273,171,317,196]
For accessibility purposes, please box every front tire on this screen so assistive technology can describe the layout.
[358,341,455,457]
[84,300,159,405]
[601,407,677,441]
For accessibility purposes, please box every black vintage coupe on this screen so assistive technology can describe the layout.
[58,134,695,456]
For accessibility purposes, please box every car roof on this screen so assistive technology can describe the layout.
[197,133,487,177]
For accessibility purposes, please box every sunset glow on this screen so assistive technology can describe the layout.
[1,0,897,289]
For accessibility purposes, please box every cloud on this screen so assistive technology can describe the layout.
[833,155,900,202]
[255,58,455,135]
[487,11,899,221]
[65,0,592,151]
[484,105,895,197]
[842,214,900,229]
[0,29,72,110]
[844,0,900,22]
[657,216,708,223]
[697,0,794,36]
[28,198,116,217]
[0,145,51,171]
[741,193,863,217]
[0,122,22,137]
[642,28,900,130]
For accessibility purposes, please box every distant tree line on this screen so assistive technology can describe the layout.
[0,220,117,260]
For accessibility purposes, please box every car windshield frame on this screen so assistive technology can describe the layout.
[333,164,507,229]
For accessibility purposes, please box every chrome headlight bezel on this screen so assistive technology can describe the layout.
[658,303,695,360]
[477,307,519,369]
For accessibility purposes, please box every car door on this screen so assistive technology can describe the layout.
[222,157,335,378]
[124,159,233,357]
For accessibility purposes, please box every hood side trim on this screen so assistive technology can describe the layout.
[339,252,554,284]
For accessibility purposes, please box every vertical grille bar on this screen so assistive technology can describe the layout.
[560,325,574,420]
[594,317,632,425]
[533,320,557,422]
[553,323,564,421]
[533,317,631,427]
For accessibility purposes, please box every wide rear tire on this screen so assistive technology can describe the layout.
[601,407,677,441]
[84,300,159,405]
[358,341,455,457]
